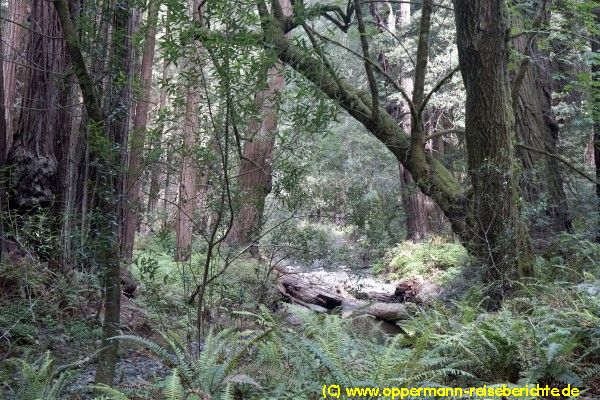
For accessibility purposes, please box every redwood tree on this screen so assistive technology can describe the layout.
[227,0,291,254]
[175,0,203,262]
[511,2,572,234]
[122,0,161,261]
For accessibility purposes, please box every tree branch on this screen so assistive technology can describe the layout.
[419,65,460,115]
[53,0,103,123]
[516,143,598,184]
[354,0,380,123]
[423,127,464,142]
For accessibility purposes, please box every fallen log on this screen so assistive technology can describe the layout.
[276,269,411,322]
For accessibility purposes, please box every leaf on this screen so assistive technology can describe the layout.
[222,373,262,388]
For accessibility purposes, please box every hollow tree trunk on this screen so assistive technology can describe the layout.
[454,0,533,306]
[122,0,160,261]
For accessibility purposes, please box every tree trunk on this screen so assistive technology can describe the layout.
[3,0,27,150]
[371,0,441,242]
[227,0,291,254]
[511,5,572,235]
[454,0,533,306]
[174,0,203,262]
[146,53,169,221]
[227,66,283,253]
[122,0,160,261]
[94,1,134,386]
[0,10,7,259]
[592,3,600,242]
[7,0,70,211]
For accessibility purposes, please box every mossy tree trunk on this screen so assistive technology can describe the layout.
[454,0,533,304]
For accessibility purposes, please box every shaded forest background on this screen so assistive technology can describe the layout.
[0,0,599,398]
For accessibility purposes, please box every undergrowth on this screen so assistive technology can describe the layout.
[2,232,599,399]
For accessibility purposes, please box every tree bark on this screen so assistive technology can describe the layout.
[227,0,291,254]
[3,0,27,150]
[122,0,160,261]
[511,4,572,235]
[454,0,533,305]
[592,3,600,242]
[175,0,203,262]
[7,0,70,214]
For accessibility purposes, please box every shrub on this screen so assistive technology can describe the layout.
[374,239,469,280]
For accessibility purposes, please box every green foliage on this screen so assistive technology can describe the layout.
[100,329,263,400]
[0,352,74,400]
[374,238,469,280]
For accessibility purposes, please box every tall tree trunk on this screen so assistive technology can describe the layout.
[0,9,7,259]
[175,0,203,262]
[227,0,291,254]
[512,4,572,235]
[3,0,27,150]
[454,0,533,306]
[371,1,442,242]
[146,57,168,219]
[226,66,283,253]
[396,1,439,241]
[6,0,71,263]
[592,3,600,242]
[94,1,134,385]
[122,0,160,261]
[148,11,171,227]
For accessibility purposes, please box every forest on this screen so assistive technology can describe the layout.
[0,0,599,398]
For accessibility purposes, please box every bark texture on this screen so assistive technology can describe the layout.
[7,0,70,213]
[227,0,291,253]
[454,0,533,303]
[122,0,160,261]
[175,0,203,262]
[3,0,27,150]
[512,6,572,234]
